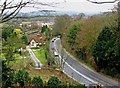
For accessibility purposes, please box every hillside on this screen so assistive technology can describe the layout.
[58,12,119,78]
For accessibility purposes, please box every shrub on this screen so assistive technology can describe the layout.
[47,76,61,88]
[32,76,43,87]
[14,69,31,87]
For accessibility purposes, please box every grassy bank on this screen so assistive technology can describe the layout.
[32,47,47,64]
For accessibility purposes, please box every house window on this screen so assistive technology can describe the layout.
[32,42,34,46]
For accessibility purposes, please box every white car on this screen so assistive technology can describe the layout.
[54,51,59,56]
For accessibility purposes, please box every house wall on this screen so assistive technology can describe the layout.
[30,39,38,47]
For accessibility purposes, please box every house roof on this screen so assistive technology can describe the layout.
[27,33,47,44]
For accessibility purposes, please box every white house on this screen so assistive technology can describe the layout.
[27,33,47,47]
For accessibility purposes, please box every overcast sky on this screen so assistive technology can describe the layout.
[0,0,118,14]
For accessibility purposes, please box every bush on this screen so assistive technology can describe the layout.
[47,76,61,88]
[32,76,43,87]
[14,69,31,87]
[31,47,40,49]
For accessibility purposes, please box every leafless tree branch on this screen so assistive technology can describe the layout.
[6,0,14,6]
[1,6,22,23]
[0,0,61,23]
[0,0,30,23]
[87,0,119,4]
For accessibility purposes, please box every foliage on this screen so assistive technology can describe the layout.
[13,28,22,34]
[41,25,48,33]
[2,60,14,87]
[13,28,23,38]
[47,76,61,87]
[2,24,26,87]
[21,34,27,44]
[32,76,43,87]
[53,14,72,36]
[3,25,26,51]
[68,83,86,88]
[75,83,86,88]
[31,47,40,49]
[75,47,86,60]
[54,31,62,37]
[92,26,120,76]
[2,24,13,41]
[92,27,113,68]
[67,23,80,46]
[41,25,51,40]
[14,69,31,87]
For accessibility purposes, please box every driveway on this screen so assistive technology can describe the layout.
[26,46,42,68]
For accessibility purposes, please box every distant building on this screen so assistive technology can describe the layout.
[27,33,47,47]
[34,21,54,28]
[41,22,54,27]
[36,21,43,27]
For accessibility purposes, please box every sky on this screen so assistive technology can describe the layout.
[0,0,118,14]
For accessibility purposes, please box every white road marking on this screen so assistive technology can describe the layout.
[54,38,98,84]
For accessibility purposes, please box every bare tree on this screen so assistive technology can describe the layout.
[0,0,63,23]
[0,0,30,23]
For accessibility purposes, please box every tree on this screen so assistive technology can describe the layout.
[92,27,113,69]
[67,23,80,47]
[87,0,119,4]
[47,76,61,88]
[2,60,14,87]
[72,13,85,21]
[0,0,59,23]
[41,25,47,33]
[14,69,31,87]
[13,28,23,38]
[92,26,120,76]
[0,0,29,23]
[53,14,72,37]
[32,76,43,87]
[21,34,27,44]
[2,24,13,41]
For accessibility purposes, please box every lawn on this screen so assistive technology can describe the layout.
[32,47,47,64]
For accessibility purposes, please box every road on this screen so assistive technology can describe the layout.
[26,46,42,68]
[50,37,120,87]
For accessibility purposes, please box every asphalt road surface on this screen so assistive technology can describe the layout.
[50,37,120,87]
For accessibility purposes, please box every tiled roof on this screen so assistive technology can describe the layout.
[27,33,47,44]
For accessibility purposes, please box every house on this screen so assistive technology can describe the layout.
[27,33,47,47]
